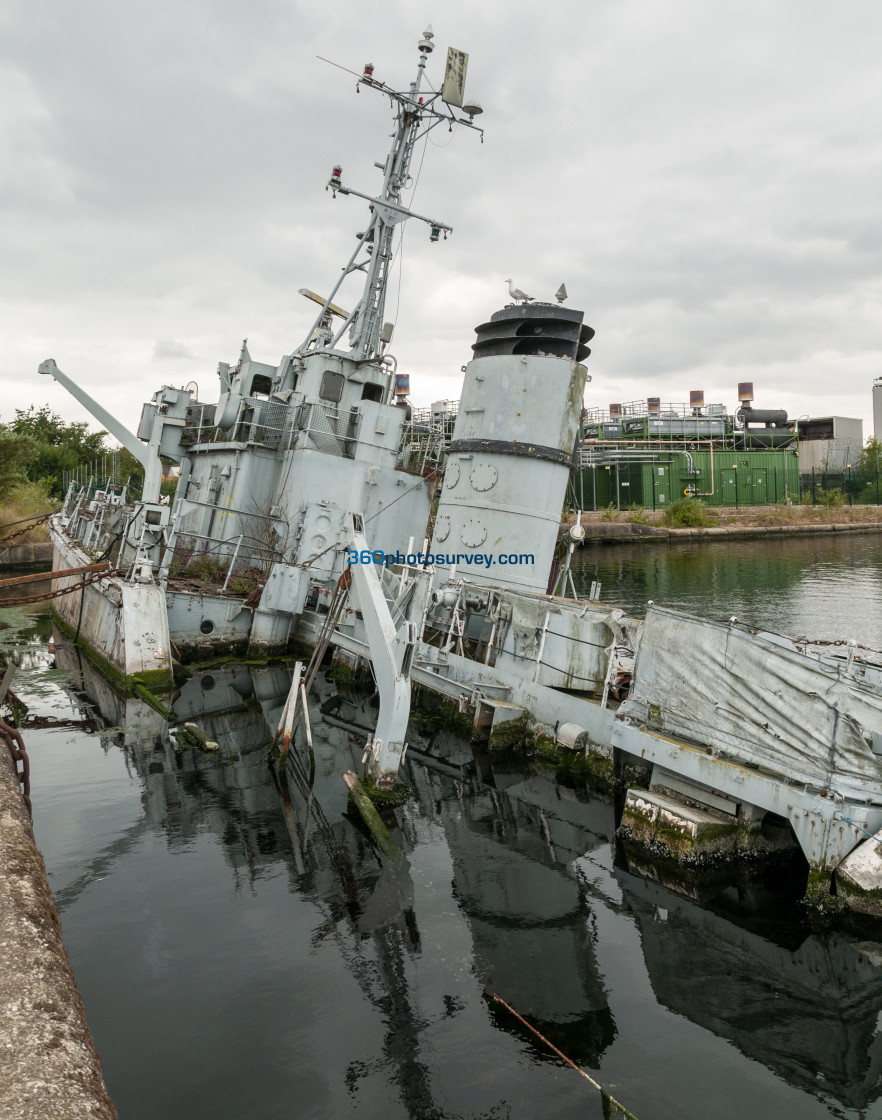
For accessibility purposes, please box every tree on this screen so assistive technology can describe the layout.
[115,446,145,493]
[857,437,882,478]
[11,405,106,453]
[0,430,35,501]
[6,405,109,497]
[855,437,882,504]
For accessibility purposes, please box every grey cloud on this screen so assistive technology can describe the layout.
[153,339,193,361]
[2,0,882,437]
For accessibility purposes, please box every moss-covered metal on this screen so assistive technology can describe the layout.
[361,778,413,808]
[343,771,405,862]
[409,684,475,740]
[833,871,882,918]
[52,608,175,699]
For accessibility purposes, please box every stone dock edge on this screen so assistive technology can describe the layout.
[0,542,54,570]
[578,520,882,545]
[0,746,118,1119]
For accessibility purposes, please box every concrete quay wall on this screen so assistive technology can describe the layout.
[0,542,53,571]
[579,520,882,545]
[0,746,117,1119]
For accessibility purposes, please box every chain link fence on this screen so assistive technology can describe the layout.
[799,465,882,506]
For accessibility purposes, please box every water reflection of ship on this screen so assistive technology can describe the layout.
[617,865,882,1112]
[46,651,882,1114]
[52,642,298,888]
[51,651,621,1089]
[400,712,618,1066]
[52,640,394,895]
[422,776,616,1065]
[51,649,449,1117]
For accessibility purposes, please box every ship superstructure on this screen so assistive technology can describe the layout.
[41,28,482,763]
[37,29,882,913]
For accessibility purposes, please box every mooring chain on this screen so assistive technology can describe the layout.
[1,567,125,607]
[0,510,54,548]
[794,636,878,651]
[0,718,31,816]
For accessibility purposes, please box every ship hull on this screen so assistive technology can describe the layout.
[49,516,174,692]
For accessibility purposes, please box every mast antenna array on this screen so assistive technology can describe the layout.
[297,27,483,361]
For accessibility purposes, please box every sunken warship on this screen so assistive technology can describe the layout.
[38,28,882,914]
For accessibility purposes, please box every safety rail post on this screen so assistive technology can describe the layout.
[221,535,244,592]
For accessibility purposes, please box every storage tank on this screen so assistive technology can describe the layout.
[431,302,593,593]
[874,378,882,439]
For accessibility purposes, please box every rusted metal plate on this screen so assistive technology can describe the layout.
[441,47,468,108]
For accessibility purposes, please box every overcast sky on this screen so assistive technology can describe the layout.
[2,0,881,442]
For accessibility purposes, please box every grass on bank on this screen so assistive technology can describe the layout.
[0,482,59,543]
[584,498,882,530]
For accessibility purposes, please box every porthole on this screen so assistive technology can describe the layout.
[200,619,215,635]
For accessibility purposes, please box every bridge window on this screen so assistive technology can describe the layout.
[250,374,273,399]
[320,370,345,403]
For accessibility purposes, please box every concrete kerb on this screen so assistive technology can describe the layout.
[0,746,118,1119]
[578,520,882,546]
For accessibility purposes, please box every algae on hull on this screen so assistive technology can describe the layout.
[52,609,174,697]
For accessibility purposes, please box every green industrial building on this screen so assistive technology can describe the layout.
[574,447,800,510]
[574,394,800,510]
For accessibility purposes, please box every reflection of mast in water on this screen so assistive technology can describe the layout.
[277,698,464,1120]
[618,865,882,1112]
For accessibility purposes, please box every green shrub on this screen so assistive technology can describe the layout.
[627,503,650,525]
[662,498,716,527]
[227,566,267,596]
[601,503,620,521]
[816,487,844,508]
[856,482,882,505]
[0,480,58,540]
[182,553,230,585]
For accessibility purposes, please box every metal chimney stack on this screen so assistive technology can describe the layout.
[430,302,594,593]
[738,382,755,404]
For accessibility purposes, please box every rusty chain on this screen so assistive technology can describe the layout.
[794,636,882,655]
[0,510,54,547]
[1,719,30,815]
[0,567,124,607]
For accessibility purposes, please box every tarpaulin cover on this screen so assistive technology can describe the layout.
[619,606,882,796]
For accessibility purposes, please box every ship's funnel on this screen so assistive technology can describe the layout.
[432,302,591,594]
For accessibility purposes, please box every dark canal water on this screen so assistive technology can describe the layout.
[2,533,882,1120]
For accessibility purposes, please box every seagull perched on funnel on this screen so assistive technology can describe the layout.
[505,278,534,304]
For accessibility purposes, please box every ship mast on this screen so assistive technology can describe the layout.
[296,27,483,361]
